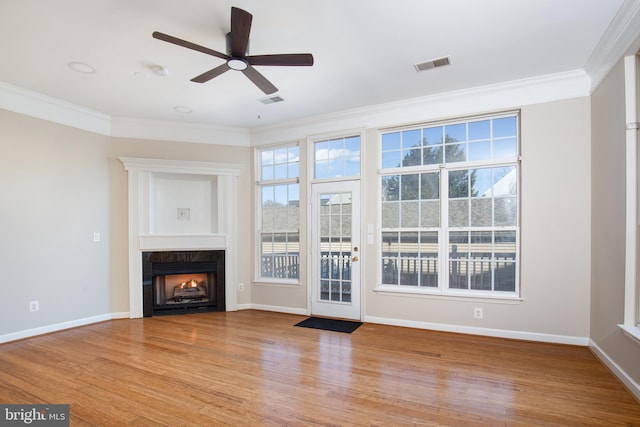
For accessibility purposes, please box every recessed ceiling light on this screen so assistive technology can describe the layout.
[68,61,96,74]
[174,106,192,114]
[151,65,169,77]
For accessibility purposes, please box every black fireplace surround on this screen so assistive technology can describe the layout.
[142,250,225,316]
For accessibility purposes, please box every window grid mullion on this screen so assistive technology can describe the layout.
[440,166,449,292]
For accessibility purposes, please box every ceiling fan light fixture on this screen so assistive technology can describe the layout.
[227,58,248,71]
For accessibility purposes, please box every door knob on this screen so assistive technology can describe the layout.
[352,256,359,262]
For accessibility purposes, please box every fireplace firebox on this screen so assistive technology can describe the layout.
[142,250,225,316]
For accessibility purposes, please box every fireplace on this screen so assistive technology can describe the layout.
[120,157,242,317]
[142,250,225,316]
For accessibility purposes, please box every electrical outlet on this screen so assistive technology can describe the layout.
[238,283,245,291]
[29,300,39,312]
[474,307,483,319]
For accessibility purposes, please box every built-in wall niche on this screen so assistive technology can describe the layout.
[149,173,218,234]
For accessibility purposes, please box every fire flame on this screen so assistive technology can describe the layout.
[179,279,199,289]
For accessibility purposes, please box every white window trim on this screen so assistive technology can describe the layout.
[374,285,523,303]
[620,54,640,344]
[377,113,521,300]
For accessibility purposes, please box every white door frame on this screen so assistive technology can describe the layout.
[309,180,362,320]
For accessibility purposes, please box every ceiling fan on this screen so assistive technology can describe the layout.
[152,6,314,95]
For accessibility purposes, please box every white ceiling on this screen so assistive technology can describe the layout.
[0,0,634,130]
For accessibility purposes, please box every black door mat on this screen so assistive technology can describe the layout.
[294,317,362,333]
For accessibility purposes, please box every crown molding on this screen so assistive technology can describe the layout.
[0,80,250,146]
[0,81,111,135]
[111,117,251,147]
[250,69,591,146]
[585,0,640,92]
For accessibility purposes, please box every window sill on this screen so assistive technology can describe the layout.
[254,279,300,287]
[618,324,640,346]
[374,286,523,304]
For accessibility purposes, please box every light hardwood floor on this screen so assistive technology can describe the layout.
[0,310,638,426]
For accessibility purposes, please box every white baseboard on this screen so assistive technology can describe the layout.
[589,339,640,401]
[0,313,115,344]
[245,304,308,316]
[364,315,590,346]
[111,311,130,319]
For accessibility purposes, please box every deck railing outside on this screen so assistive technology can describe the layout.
[262,251,515,291]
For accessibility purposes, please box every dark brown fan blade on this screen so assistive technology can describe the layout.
[247,54,314,67]
[191,63,230,83]
[153,31,228,60]
[230,7,252,57]
[242,66,278,94]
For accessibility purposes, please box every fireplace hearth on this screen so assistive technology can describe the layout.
[142,250,225,316]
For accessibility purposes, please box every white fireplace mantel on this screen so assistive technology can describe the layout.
[119,157,242,318]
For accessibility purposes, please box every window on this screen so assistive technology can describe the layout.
[257,144,300,281]
[380,113,519,296]
[314,135,360,179]
[622,54,640,340]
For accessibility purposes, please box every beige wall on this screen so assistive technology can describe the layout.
[591,57,640,383]
[0,109,112,335]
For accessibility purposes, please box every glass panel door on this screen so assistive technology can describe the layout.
[311,181,361,319]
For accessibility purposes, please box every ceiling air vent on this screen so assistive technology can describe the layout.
[259,96,285,105]
[414,56,451,72]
